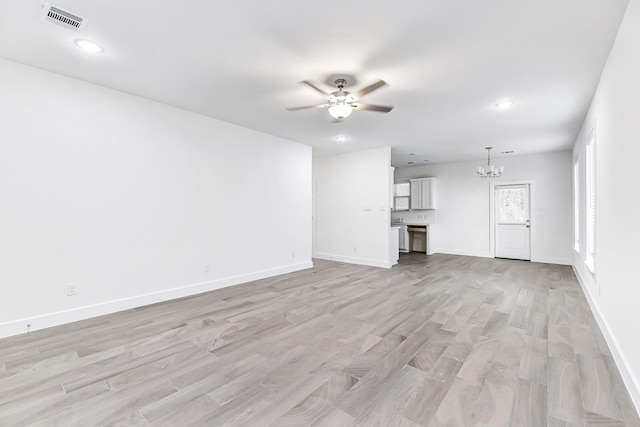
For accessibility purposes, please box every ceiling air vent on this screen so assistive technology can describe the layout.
[41,3,87,32]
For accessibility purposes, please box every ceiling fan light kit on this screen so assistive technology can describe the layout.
[477,147,504,178]
[288,77,393,119]
[328,104,352,119]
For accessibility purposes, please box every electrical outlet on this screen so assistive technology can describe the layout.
[204,264,210,273]
[66,283,77,296]
[292,251,296,258]
[353,246,357,253]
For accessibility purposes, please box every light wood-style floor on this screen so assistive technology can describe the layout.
[0,253,638,426]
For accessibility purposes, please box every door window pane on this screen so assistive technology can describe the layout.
[498,187,526,224]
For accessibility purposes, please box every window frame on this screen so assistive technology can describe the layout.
[573,157,580,253]
[585,129,596,273]
[393,181,410,211]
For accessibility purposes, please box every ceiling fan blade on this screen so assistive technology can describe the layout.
[355,80,386,98]
[286,104,328,111]
[352,103,394,113]
[300,80,330,96]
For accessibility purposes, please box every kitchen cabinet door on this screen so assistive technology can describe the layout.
[410,178,436,209]
[399,229,406,251]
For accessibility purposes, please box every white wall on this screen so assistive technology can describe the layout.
[313,147,392,268]
[395,151,573,264]
[391,207,437,225]
[573,0,640,410]
[0,58,312,338]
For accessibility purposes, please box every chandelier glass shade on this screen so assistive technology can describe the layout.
[477,147,503,178]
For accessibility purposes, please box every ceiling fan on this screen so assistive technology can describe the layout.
[287,78,394,119]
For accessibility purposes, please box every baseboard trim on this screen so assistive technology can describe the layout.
[572,264,640,415]
[435,249,571,266]
[0,261,313,339]
[435,248,493,258]
[532,256,572,265]
[313,252,391,269]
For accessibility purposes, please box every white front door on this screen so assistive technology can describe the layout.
[495,184,531,260]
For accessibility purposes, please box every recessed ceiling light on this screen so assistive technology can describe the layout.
[495,100,515,110]
[74,39,104,53]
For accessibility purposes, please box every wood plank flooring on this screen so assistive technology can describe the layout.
[0,253,638,426]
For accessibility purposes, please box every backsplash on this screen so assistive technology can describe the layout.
[391,209,437,224]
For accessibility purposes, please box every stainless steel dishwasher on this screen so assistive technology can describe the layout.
[407,225,427,252]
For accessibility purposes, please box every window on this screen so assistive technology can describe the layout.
[394,182,410,211]
[585,130,596,272]
[497,186,527,224]
[573,159,580,252]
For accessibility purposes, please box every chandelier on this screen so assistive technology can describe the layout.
[477,147,503,178]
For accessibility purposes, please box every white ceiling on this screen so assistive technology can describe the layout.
[0,0,629,166]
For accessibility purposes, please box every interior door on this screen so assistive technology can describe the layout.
[495,184,531,260]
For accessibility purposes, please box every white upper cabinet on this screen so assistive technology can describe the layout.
[410,178,436,210]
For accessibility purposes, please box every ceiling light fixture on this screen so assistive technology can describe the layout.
[74,39,104,53]
[335,135,348,144]
[477,147,503,178]
[288,78,392,119]
[328,103,353,119]
[495,100,514,110]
